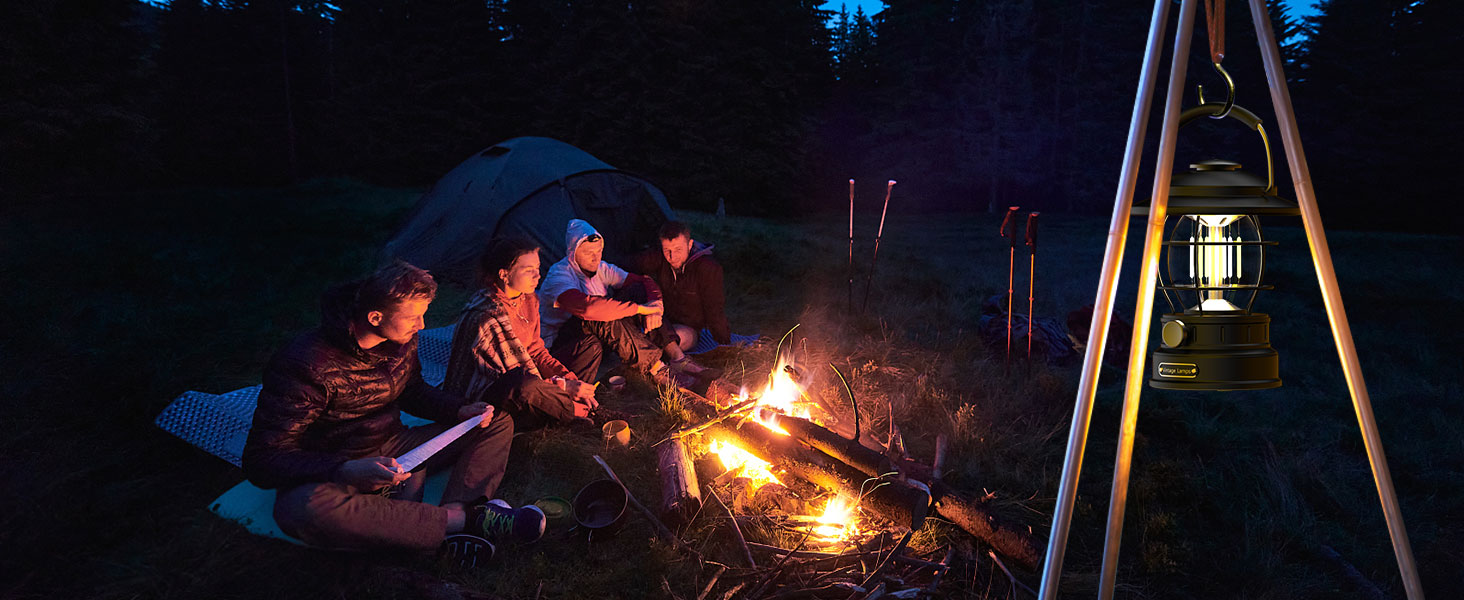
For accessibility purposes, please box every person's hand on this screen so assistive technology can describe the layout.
[336,456,411,490]
[567,379,599,406]
[635,303,664,316]
[644,313,663,333]
[457,402,495,427]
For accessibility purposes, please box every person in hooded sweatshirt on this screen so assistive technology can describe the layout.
[538,219,714,385]
[243,261,542,565]
[443,236,598,429]
[634,221,733,361]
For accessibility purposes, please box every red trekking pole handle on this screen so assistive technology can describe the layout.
[1025,212,1039,251]
[1000,206,1021,246]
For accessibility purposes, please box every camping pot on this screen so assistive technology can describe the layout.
[572,479,628,538]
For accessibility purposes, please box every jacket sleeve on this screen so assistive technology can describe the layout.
[554,288,641,321]
[702,260,732,344]
[397,346,466,423]
[243,355,348,490]
[625,272,663,306]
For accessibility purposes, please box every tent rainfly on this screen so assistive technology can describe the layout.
[382,136,675,285]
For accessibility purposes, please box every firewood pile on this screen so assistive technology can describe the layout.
[608,340,1041,599]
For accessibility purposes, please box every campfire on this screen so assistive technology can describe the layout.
[626,332,1043,598]
[703,352,870,546]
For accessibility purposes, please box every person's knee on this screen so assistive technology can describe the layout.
[671,324,697,351]
[274,482,352,541]
[482,409,515,440]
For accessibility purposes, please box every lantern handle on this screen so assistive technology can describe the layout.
[1178,102,1275,193]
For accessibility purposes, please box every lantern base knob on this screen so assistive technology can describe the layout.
[1149,312,1281,391]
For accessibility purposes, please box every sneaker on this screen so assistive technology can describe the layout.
[468,498,547,543]
[440,533,495,568]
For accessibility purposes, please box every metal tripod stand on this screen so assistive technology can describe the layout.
[1037,0,1425,598]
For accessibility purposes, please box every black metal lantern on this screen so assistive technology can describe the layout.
[1132,104,1300,391]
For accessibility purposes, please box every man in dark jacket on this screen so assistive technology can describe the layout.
[635,221,732,350]
[243,262,539,561]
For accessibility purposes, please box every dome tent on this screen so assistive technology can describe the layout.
[382,136,675,286]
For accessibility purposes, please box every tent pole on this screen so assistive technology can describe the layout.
[1037,0,1173,597]
[1247,1,1424,597]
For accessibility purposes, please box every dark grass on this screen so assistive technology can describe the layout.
[3,180,1460,598]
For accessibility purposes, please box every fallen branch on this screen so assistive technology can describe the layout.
[717,582,746,600]
[930,490,1040,570]
[854,530,914,595]
[925,546,956,593]
[744,542,944,570]
[708,487,756,568]
[655,397,759,448]
[696,565,727,600]
[662,576,685,600]
[764,582,865,600]
[808,564,862,587]
[988,550,1036,598]
[747,530,814,599]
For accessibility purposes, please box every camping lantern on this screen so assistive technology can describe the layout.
[1131,104,1299,391]
[1043,2,1423,598]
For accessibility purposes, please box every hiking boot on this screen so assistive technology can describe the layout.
[440,533,495,568]
[468,498,546,543]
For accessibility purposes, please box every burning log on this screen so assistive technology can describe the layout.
[741,411,1039,569]
[763,412,894,479]
[705,419,930,531]
[657,439,702,527]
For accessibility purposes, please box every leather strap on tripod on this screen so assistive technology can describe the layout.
[1204,0,1225,63]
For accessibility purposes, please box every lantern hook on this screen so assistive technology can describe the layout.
[1197,61,1235,120]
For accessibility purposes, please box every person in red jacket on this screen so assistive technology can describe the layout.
[443,236,599,429]
[243,262,542,564]
[635,221,733,351]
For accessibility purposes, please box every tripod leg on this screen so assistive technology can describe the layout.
[1038,1,1173,597]
[1098,2,1200,599]
[1248,1,1423,597]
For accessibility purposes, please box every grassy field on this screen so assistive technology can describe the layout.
[3,180,1460,599]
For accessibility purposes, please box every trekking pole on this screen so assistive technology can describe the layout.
[847,179,856,312]
[1025,212,1041,362]
[861,180,895,313]
[999,206,1021,372]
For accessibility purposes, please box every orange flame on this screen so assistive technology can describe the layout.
[707,352,865,543]
[811,494,860,541]
[709,439,782,487]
